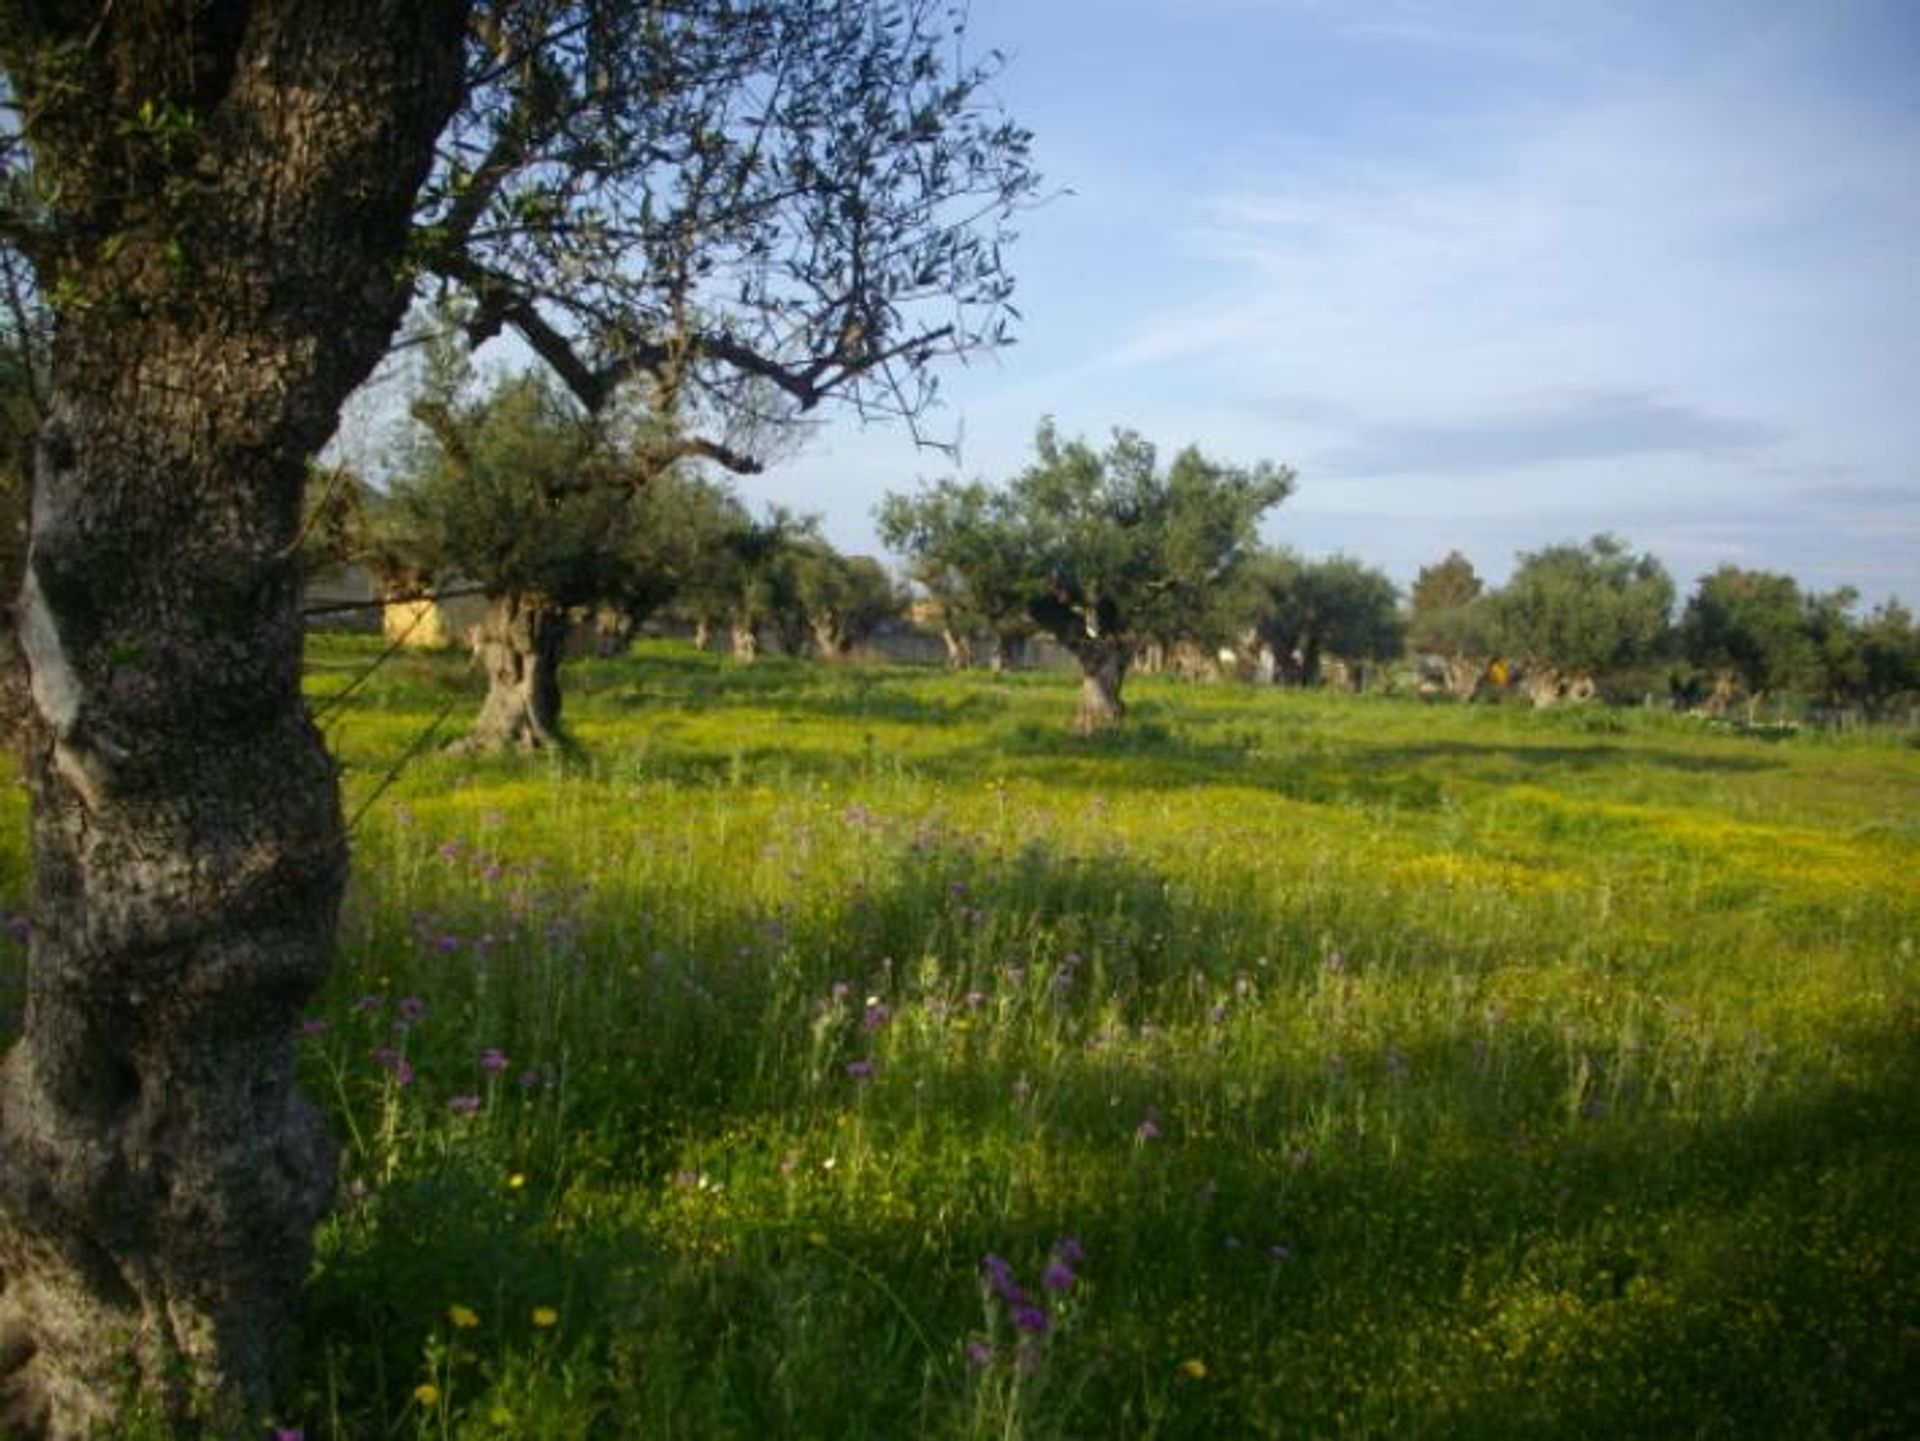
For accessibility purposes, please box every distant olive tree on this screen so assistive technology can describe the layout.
[876,479,1037,669]
[1011,423,1292,732]
[1243,549,1403,688]
[386,366,664,750]
[1491,535,1674,697]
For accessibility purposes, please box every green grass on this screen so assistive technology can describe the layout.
[6,635,1919,1437]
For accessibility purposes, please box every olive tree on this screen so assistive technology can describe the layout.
[0,3,1034,1432]
[790,544,904,659]
[876,479,1036,669]
[387,367,657,749]
[1490,535,1674,699]
[1009,423,1291,732]
[1243,549,1403,688]
[1679,565,1814,714]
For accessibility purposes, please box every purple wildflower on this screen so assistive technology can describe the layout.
[862,1001,892,1032]
[298,1017,331,1036]
[845,1059,874,1082]
[352,994,384,1013]
[447,1094,480,1116]
[965,1340,995,1369]
[980,1254,1025,1305]
[1324,951,1345,973]
[397,996,427,1023]
[373,1048,413,1087]
[1054,1237,1086,1265]
[1010,1078,1033,1100]
[437,840,462,863]
[1268,1244,1293,1261]
[1135,1118,1162,1143]
[1011,1305,1049,1336]
[479,1047,509,1075]
[1042,1260,1075,1293]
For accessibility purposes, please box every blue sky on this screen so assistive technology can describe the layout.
[747,0,1920,601]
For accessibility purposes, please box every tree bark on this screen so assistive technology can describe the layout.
[731,618,759,662]
[941,628,973,669]
[1072,642,1132,735]
[811,617,849,661]
[0,5,468,1435]
[459,593,570,752]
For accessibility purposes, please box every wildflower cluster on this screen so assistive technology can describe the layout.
[972,1238,1085,1369]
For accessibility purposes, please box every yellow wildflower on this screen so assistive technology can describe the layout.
[531,1306,559,1328]
[1179,1358,1208,1380]
[447,1303,479,1330]
[413,1382,441,1406]
[507,1172,526,1190]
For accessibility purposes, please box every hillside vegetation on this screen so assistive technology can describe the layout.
[4,636,1913,1438]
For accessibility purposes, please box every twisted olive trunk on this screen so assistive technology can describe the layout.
[1071,640,1132,735]
[0,5,468,1434]
[460,593,570,752]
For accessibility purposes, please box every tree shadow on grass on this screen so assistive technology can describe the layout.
[1359,736,1781,782]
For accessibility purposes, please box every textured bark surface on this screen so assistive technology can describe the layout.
[810,617,849,661]
[459,593,570,752]
[1072,642,1131,735]
[731,619,760,662]
[0,4,468,1435]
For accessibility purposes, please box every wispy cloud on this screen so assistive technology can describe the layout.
[1323,390,1779,476]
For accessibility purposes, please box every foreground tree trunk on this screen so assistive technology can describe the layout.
[0,6,467,1435]
[459,594,571,752]
[1071,642,1132,735]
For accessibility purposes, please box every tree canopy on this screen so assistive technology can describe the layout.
[1243,549,1403,687]
[1491,534,1674,682]
[885,421,1292,731]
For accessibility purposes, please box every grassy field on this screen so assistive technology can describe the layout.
[4,636,1917,1438]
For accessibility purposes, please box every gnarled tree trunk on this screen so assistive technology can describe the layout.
[731,617,760,662]
[941,627,973,669]
[0,5,467,1436]
[1071,641,1132,735]
[460,593,570,752]
[811,616,850,661]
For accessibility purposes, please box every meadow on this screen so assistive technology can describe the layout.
[3,636,1916,1438]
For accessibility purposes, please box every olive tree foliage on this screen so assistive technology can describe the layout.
[875,478,1035,669]
[1489,535,1674,695]
[385,364,657,749]
[1405,549,1495,696]
[1010,422,1292,732]
[1678,565,1814,711]
[789,542,903,659]
[1857,600,1920,710]
[676,501,820,660]
[413,0,1039,445]
[0,3,1035,1433]
[1242,549,1403,688]
[1677,568,1920,716]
